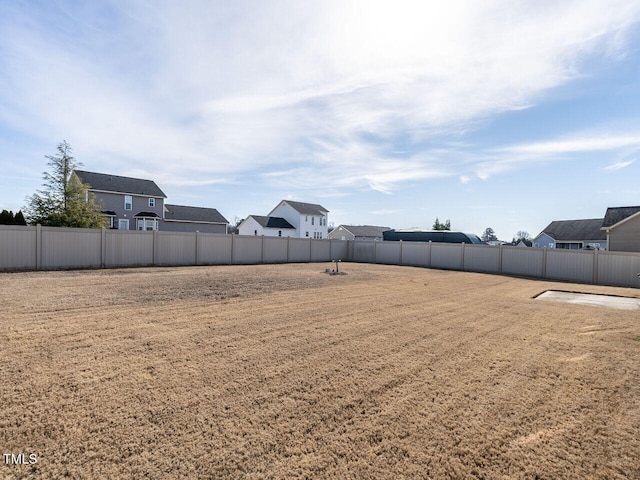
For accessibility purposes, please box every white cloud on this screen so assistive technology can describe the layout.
[2,0,640,192]
[604,159,635,170]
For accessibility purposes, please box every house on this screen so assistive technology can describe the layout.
[532,218,607,250]
[327,225,390,241]
[74,170,228,232]
[237,215,296,237]
[74,170,166,231]
[601,206,640,252]
[161,204,228,234]
[265,200,329,239]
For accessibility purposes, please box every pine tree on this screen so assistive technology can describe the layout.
[14,210,27,225]
[0,209,14,225]
[24,141,105,228]
[432,217,451,230]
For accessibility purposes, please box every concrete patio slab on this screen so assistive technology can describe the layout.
[536,290,640,311]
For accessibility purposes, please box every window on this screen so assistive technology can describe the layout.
[305,216,308,222]
[305,231,309,237]
[148,198,155,207]
[136,218,157,231]
[124,195,132,211]
[278,230,282,237]
[254,230,258,236]
[311,217,315,225]
[118,219,129,230]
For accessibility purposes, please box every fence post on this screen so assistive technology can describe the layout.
[461,242,465,271]
[428,241,432,267]
[36,224,42,270]
[498,244,503,273]
[261,235,265,264]
[195,231,200,265]
[329,238,333,261]
[287,236,290,263]
[101,227,107,268]
[231,234,235,265]
[374,239,378,263]
[542,247,547,278]
[153,230,158,266]
[399,240,403,265]
[309,237,312,262]
[593,248,599,284]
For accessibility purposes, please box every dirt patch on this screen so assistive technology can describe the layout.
[1,263,639,479]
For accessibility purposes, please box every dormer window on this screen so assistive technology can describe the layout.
[149,198,155,207]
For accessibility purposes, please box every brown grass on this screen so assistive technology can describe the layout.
[1,263,639,479]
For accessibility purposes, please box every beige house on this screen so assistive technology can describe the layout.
[601,206,640,252]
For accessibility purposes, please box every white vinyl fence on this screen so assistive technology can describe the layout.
[348,240,640,288]
[2,225,640,288]
[0,225,349,271]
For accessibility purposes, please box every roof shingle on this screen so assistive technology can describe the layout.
[74,170,166,197]
[602,206,640,228]
[164,204,228,224]
[541,218,606,241]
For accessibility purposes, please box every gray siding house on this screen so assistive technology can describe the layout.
[161,204,228,234]
[328,225,390,241]
[601,206,640,252]
[532,218,607,250]
[74,170,166,231]
[74,170,228,233]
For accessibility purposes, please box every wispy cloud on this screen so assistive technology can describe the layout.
[604,159,635,170]
[1,0,640,193]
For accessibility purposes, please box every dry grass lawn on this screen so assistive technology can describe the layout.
[1,263,639,479]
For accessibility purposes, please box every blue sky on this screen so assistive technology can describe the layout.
[2,0,640,240]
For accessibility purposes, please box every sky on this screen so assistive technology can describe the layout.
[2,0,640,240]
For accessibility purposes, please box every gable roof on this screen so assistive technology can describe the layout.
[540,218,606,242]
[74,170,166,198]
[277,200,328,215]
[338,225,391,237]
[164,204,228,224]
[249,215,295,229]
[602,206,640,229]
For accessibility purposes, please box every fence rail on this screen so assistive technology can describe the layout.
[1,225,639,288]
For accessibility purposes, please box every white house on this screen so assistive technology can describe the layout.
[267,200,329,239]
[237,215,296,237]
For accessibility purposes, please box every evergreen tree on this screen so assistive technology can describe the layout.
[14,210,27,225]
[432,217,451,230]
[24,141,105,228]
[481,227,498,242]
[0,209,14,225]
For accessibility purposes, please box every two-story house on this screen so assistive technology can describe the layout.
[74,170,166,231]
[267,200,329,239]
[73,170,228,233]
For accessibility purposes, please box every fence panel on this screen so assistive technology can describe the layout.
[501,247,544,277]
[288,238,310,262]
[197,233,232,265]
[105,230,154,267]
[232,236,263,264]
[598,251,640,287]
[41,227,102,269]
[464,245,500,273]
[400,242,429,267]
[376,242,401,265]
[0,226,36,270]
[156,231,196,266]
[311,239,331,262]
[263,236,288,263]
[329,239,348,261]
[430,243,463,270]
[352,241,376,263]
[546,249,594,283]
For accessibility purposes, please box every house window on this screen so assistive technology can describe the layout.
[311,217,315,225]
[254,230,258,236]
[118,219,129,230]
[137,218,157,231]
[305,231,309,237]
[278,230,282,237]
[305,216,308,222]
[124,195,132,211]
[149,198,155,207]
